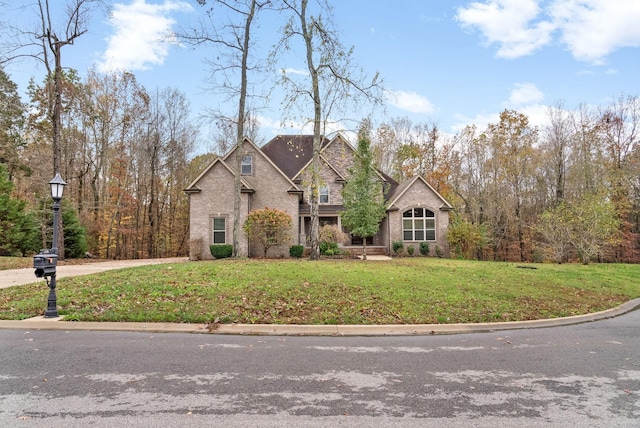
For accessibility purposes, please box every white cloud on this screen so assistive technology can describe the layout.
[451,111,499,133]
[456,0,640,63]
[282,68,309,77]
[386,90,435,114]
[98,0,192,72]
[505,83,544,107]
[456,0,555,58]
[452,105,549,133]
[516,103,548,128]
[453,83,547,132]
[549,0,640,63]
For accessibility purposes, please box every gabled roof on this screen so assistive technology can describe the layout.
[322,133,353,154]
[261,135,330,179]
[184,136,301,194]
[184,157,254,194]
[386,175,453,211]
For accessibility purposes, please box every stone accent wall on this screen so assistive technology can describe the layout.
[298,159,345,206]
[322,138,355,178]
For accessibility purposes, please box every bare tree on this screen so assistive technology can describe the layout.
[2,0,99,259]
[278,0,383,260]
[542,102,571,203]
[211,110,263,155]
[179,0,268,257]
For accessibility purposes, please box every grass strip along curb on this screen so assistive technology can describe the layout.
[1,258,639,326]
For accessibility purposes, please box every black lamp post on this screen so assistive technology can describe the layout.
[37,172,66,318]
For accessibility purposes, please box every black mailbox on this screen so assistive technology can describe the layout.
[34,253,58,278]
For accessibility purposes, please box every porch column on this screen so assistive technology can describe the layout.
[299,216,306,245]
[337,215,346,245]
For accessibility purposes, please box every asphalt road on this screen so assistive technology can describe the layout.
[1,308,639,427]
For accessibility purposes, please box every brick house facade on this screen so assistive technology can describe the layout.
[185,134,453,259]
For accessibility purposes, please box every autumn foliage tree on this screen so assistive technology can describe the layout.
[537,194,621,264]
[243,207,293,258]
[446,213,489,260]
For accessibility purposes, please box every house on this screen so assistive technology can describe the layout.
[184,134,453,259]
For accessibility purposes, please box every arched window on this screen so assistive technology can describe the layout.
[241,154,252,175]
[403,207,435,241]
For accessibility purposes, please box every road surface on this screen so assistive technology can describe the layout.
[1,308,639,427]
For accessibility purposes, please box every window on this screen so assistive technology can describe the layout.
[319,186,329,204]
[308,185,330,204]
[241,154,252,175]
[212,217,226,244]
[402,207,435,241]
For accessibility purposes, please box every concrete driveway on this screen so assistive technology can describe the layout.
[0,258,188,289]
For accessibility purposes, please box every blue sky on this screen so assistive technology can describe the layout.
[3,0,640,146]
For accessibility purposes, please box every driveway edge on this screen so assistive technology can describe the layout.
[2,297,639,336]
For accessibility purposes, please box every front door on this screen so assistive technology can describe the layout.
[352,235,373,245]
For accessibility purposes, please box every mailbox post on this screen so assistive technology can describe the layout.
[34,173,66,318]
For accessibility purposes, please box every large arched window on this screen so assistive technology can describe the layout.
[403,207,435,241]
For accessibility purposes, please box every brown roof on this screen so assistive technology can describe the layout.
[261,134,399,202]
[379,170,399,202]
[261,135,330,179]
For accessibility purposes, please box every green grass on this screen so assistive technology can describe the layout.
[1,258,639,324]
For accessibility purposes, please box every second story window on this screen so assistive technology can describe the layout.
[241,154,252,175]
[319,185,329,204]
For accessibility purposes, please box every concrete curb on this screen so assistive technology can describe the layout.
[2,297,639,336]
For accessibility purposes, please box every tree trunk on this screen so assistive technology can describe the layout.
[52,42,65,259]
[362,239,367,261]
[232,0,256,258]
[300,0,321,260]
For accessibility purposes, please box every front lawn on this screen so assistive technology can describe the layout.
[1,258,639,324]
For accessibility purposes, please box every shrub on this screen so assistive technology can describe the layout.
[319,224,348,245]
[435,245,443,258]
[320,241,340,255]
[243,207,293,258]
[289,245,304,258]
[407,245,415,256]
[210,244,233,259]
[446,214,489,260]
[392,240,404,255]
[419,241,430,256]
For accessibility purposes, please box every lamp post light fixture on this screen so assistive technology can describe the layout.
[34,172,66,318]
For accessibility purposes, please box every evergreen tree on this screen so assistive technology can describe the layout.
[62,204,88,258]
[0,164,39,256]
[0,66,27,178]
[341,122,388,260]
